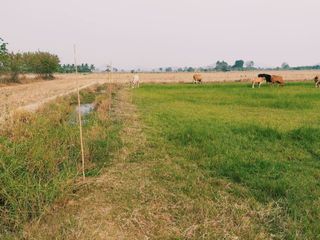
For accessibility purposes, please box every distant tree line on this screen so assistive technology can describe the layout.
[274,62,320,71]
[151,60,320,73]
[0,37,97,84]
[153,60,257,73]
[58,63,95,73]
[0,37,60,83]
[290,65,320,70]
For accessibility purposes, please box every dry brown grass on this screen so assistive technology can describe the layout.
[124,70,320,83]
[52,70,320,85]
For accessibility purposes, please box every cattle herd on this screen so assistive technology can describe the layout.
[191,73,320,88]
[129,73,320,88]
[252,74,285,88]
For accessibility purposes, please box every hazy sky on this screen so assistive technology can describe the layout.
[1,0,319,69]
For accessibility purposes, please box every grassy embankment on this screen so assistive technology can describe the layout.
[132,82,320,239]
[0,84,122,237]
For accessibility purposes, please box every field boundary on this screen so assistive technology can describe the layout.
[18,82,103,112]
[0,81,107,124]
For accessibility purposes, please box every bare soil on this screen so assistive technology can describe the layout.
[0,75,108,121]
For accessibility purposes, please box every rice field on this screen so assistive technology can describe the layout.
[132,82,320,238]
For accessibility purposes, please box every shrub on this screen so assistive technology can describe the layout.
[7,53,24,83]
[23,52,60,79]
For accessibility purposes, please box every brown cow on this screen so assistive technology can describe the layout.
[314,76,320,88]
[193,73,202,84]
[271,75,285,86]
[258,74,285,86]
[251,77,265,88]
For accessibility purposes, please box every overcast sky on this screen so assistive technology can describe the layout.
[1,0,319,69]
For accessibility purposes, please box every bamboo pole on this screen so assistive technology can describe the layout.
[74,44,86,180]
[108,62,112,111]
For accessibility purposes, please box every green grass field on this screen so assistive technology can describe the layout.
[133,82,320,239]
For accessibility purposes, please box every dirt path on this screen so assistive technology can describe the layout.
[0,75,110,121]
[24,87,150,239]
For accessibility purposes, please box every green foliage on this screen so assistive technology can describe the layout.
[133,83,320,239]
[186,66,195,72]
[23,52,60,79]
[215,60,230,71]
[0,38,24,83]
[281,62,290,69]
[59,63,95,73]
[232,59,244,69]
[291,65,320,70]
[7,53,24,82]
[0,38,9,74]
[1,46,61,83]
[165,67,172,72]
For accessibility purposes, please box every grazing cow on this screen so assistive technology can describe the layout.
[314,76,320,88]
[258,74,272,83]
[271,75,285,86]
[193,73,202,84]
[130,74,140,88]
[251,77,265,88]
[258,74,284,86]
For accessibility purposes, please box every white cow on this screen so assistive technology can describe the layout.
[251,77,264,88]
[131,74,140,88]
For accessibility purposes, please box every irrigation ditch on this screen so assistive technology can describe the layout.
[0,83,122,237]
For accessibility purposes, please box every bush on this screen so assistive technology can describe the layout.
[0,38,10,82]
[0,38,8,71]
[0,38,61,82]
[7,53,24,83]
[24,52,60,79]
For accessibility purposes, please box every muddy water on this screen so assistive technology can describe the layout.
[69,103,95,125]
[76,103,94,116]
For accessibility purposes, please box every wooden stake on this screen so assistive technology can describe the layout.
[109,84,112,112]
[108,62,113,111]
[74,44,86,180]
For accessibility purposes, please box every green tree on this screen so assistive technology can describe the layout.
[0,38,9,74]
[232,60,244,69]
[215,61,230,72]
[27,52,60,79]
[281,62,290,69]
[186,67,195,72]
[8,53,24,82]
[165,67,173,72]
[0,38,25,82]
